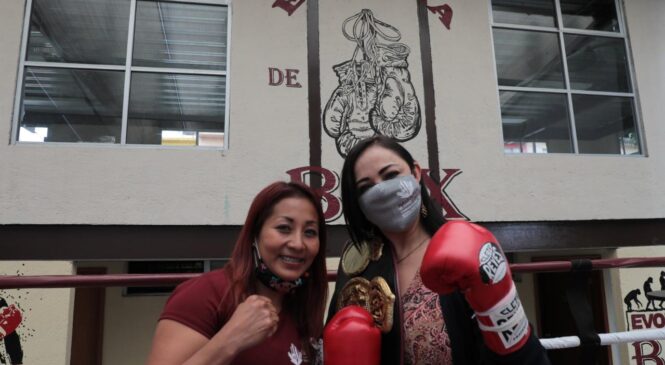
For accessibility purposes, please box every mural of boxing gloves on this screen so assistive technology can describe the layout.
[323,9,421,157]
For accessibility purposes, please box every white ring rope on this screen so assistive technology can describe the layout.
[540,329,665,350]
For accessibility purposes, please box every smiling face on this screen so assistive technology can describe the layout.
[256,197,321,282]
[354,145,421,196]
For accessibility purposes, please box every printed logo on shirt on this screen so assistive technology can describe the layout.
[288,343,303,365]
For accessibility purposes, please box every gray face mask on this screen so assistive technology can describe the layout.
[359,175,422,233]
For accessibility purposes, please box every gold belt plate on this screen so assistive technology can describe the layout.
[337,276,395,333]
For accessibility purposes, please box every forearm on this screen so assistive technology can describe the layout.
[181,327,241,365]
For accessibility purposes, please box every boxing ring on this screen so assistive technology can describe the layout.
[2,257,665,351]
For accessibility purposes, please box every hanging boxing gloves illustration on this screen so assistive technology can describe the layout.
[323,9,422,157]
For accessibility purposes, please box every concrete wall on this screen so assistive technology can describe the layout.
[0,0,663,226]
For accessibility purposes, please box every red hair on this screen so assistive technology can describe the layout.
[223,181,328,345]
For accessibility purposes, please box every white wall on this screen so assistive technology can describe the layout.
[88,262,168,365]
[432,0,665,222]
[0,0,663,226]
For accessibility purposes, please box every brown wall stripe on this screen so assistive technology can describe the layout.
[307,0,322,189]
[2,219,665,260]
[416,1,440,182]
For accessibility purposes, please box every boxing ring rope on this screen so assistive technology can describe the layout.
[2,257,665,289]
[2,256,665,350]
[541,329,665,350]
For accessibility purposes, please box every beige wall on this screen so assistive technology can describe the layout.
[76,262,169,365]
[0,0,663,226]
[0,261,74,365]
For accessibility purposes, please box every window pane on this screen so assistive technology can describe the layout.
[491,0,556,27]
[19,67,124,143]
[127,72,226,146]
[573,95,639,155]
[493,29,565,88]
[565,35,631,92]
[27,0,130,65]
[133,1,228,70]
[501,91,573,154]
[561,0,620,32]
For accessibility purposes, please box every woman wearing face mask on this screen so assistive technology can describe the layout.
[325,136,550,365]
[147,181,327,365]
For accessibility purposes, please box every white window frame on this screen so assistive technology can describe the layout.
[12,0,232,150]
[488,0,645,156]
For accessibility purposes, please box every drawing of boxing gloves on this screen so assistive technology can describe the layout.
[370,43,421,141]
[323,60,380,157]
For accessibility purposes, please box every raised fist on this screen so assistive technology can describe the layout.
[0,304,22,339]
[421,221,530,354]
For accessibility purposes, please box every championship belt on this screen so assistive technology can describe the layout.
[341,240,383,276]
[337,276,395,333]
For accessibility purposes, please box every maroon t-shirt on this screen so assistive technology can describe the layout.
[160,269,313,365]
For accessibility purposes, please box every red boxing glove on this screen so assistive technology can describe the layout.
[324,305,381,365]
[0,304,22,339]
[420,221,530,355]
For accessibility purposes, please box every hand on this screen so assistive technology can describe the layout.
[324,305,381,365]
[420,221,530,354]
[218,295,279,354]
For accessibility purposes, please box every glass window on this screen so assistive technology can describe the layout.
[20,67,124,143]
[492,0,556,27]
[565,35,631,92]
[560,0,619,32]
[573,95,639,154]
[493,29,565,89]
[501,91,573,154]
[15,0,229,147]
[127,73,226,146]
[133,1,228,70]
[491,0,641,155]
[27,0,131,65]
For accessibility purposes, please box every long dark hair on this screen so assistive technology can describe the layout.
[341,136,445,244]
[223,181,328,345]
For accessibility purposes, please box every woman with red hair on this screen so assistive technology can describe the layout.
[147,181,328,365]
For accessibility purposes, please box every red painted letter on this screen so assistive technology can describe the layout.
[421,168,467,220]
[632,313,645,330]
[632,341,665,365]
[285,69,302,88]
[272,0,305,16]
[269,67,284,86]
[421,1,453,30]
[286,166,342,222]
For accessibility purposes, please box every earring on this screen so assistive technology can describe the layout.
[420,204,428,218]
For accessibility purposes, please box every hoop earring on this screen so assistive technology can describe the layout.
[420,204,428,218]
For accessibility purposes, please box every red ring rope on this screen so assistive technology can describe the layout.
[0,257,664,289]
